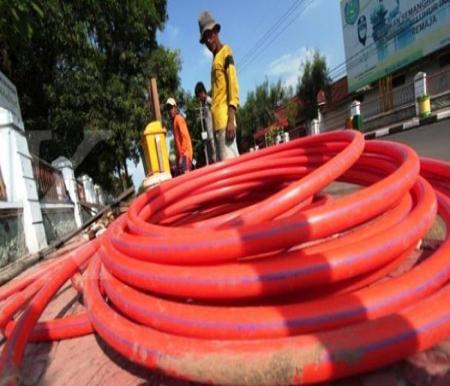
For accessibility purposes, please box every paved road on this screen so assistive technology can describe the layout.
[386,119,450,161]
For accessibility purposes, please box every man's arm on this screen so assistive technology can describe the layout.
[225,49,239,142]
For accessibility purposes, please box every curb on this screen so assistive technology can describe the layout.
[363,109,450,140]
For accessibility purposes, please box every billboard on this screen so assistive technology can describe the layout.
[340,0,450,92]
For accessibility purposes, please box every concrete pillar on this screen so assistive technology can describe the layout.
[414,72,427,98]
[275,133,282,144]
[350,100,361,116]
[414,72,427,116]
[317,109,325,132]
[310,119,320,135]
[81,175,95,204]
[350,100,363,131]
[94,184,105,206]
[0,107,47,253]
[52,156,83,227]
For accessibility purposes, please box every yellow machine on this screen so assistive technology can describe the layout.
[418,95,431,119]
[141,120,170,175]
[139,77,172,190]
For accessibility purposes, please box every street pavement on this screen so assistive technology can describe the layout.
[386,119,450,161]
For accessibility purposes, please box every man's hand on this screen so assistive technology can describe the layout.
[226,106,236,142]
[226,119,236,142]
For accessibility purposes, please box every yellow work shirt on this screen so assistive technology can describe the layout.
[211,44,240,131]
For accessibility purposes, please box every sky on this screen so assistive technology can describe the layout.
[130,0,346,188]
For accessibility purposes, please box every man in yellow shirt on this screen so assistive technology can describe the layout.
[198,11,240,161]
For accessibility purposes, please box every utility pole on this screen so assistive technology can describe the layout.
[148,77,162,123]
[198,107,209,165]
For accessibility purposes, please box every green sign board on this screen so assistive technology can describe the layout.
[340,0,450,92]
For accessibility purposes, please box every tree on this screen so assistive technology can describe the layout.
[0,1,44,74]
[297,50,330,122]
[0,0,181,194]
[238,79,291,152]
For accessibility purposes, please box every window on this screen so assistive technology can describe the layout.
[392,74,406,88]
[439,52,450,68]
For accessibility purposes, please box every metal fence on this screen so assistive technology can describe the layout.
[0,166,6,201]
[324,103,349,131]
[359,68,449,118]
[427,68,450,96]
[325,75,418,132]
[31,156,70,203]
[361,81,416,119]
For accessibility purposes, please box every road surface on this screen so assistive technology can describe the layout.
[387,119,450,161]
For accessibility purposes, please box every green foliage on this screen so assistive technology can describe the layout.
[238,79,291,152]
[284,99,300,129]
[0,1,43,72]
[0,0,180,194]
[417,94,430,102]
[297,50,330,122]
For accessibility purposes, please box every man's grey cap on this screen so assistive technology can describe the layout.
[198,11,220,43]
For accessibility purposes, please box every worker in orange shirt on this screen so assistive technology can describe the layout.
[165,97,193,174]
